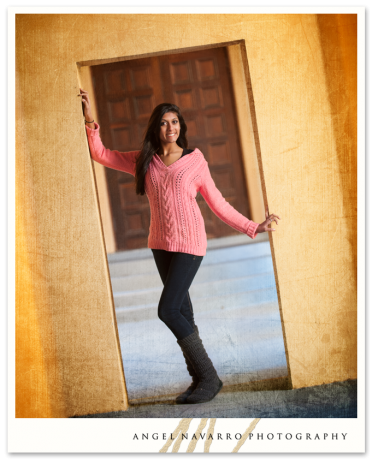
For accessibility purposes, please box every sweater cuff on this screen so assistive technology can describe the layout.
[85,122,100,136]
[246,221,259,239]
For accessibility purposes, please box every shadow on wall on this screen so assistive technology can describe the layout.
[316,14,357,372]
[317,14,357,283]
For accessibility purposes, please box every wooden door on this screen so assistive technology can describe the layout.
[91,47,250,251]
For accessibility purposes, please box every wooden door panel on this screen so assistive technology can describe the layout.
[129,66,152,90]
[111,127,133,150]
[119,183,140,209]
[104,69,126,94]
[207,141,232,165]
[108,99,132,122]
[195,56,219,80]
[173,88,197,111]
[199,85,224,109]
[169,61,194,84]
[133,94,156,118]
[185,118,200,138]
[205,113,227,137]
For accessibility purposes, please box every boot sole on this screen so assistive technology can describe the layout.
[186,379,223,404]
[176,397,189,405]
[175,387,197,405]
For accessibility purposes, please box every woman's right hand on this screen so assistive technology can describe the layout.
[256,210,281,233]
[79,88,95,127]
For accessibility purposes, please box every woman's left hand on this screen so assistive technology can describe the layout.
[79,88,94,121]
[256,211,281,233]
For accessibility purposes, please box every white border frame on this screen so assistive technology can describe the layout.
[8,5,365,455]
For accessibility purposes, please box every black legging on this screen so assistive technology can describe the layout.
[151,249,203,340]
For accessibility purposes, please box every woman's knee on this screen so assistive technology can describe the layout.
[157,302,176,324]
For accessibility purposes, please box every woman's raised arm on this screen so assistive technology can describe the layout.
[85,124,139,176]
[80,88,138,176]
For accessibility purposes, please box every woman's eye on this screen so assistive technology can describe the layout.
[161,119,179,126]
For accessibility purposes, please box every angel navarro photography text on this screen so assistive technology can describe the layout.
[133,432,348,442]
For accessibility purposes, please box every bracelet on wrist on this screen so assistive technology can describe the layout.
[85,119,94,124]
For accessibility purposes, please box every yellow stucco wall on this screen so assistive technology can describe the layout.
[15,13,357,417]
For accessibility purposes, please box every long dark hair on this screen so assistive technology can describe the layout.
[135,103,188,195]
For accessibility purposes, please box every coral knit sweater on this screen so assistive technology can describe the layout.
[86,123,259,256]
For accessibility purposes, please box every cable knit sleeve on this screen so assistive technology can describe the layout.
[85,122,139,176]
[199,158,259,239]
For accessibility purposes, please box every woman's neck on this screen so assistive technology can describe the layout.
[158,142,181,156]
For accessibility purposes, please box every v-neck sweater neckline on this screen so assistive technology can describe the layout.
[154,148,196,169]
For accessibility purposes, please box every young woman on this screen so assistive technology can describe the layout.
[79,88,280,405]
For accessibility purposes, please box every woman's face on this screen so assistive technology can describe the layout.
[159,112,180,145]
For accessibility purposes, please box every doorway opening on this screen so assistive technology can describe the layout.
[78,42,291,404]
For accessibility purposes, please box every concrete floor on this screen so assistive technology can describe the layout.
[75,379,357,418]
